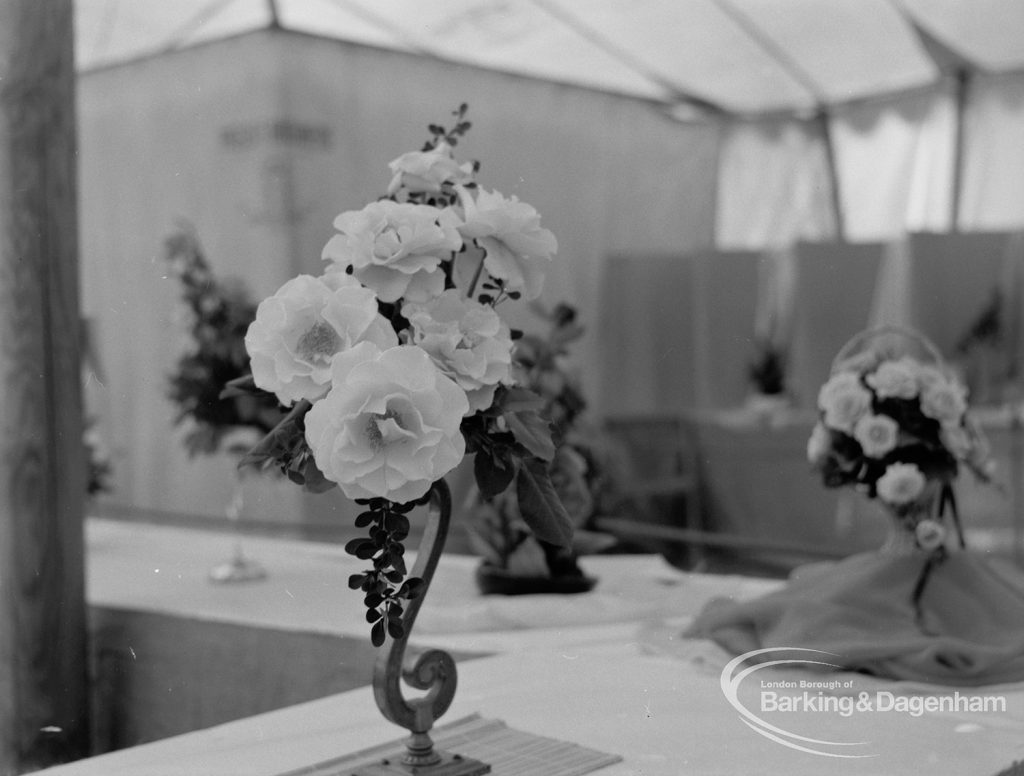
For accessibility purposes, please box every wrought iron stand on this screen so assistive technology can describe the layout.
[355,480,490,776]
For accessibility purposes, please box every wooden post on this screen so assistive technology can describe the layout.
[0,1,91,771]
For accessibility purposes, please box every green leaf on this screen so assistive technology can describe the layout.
[506,409,556,461]
[474,450,517,498]
[219,373,264,400]
[497,386,546,413]
[371,618,386,647]
[236,399,311,468]
[300,457,335,493]
[515,457,574,548]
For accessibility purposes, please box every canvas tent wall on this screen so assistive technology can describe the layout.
[73,0,1024,245]
[77,27,717,528]
[73,1,1024,529]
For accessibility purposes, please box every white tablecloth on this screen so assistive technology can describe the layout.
[32,637,1024,776]
[31,519,1024,775]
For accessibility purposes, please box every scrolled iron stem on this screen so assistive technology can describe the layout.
[371,479,457,764]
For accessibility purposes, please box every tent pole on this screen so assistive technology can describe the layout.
[950,69,970,233]
[0,1,90,770]
[818,109,845,242]
[267,0,281,28]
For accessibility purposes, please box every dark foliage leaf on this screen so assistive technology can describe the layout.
[497,386,545,413]
[399,578,425,599]
[371,619,386,647]
[387,618,405,640]
[474,450,517,498]
[515,457,574,548]
[506,409,556,461]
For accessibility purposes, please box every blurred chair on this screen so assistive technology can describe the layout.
[596,413,844,575]
[597,414,705,569]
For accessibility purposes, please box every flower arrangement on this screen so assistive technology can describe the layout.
[165,225,284,456]
[466,302,618,586]
[807,329,994,552]
[228,106,573,643]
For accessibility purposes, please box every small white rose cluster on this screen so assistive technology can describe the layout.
[244,133,557,504]
[808,352,992,546]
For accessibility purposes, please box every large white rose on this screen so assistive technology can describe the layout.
[322,200,462,303]
[402,290,513,413]
[304,342,469,503]
[876,462,926,505]
[866,358,919,400]
[455,186,557,300]
[245,273,397,406]
[920,377,968,426]
[853,413,899,458]
[818,371,872,433]
[387,142,474,196]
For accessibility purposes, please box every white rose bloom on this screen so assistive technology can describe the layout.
[322,200,462,303]
[386,142,474,196]
[455,186,557,300]
[853,413,899,458]
[920,378,968,426]
[818,372,872,433]
[876,462,926,505]
[304,342,469,503]
[915,519,947,551]
[806,422,832,465]
[832,351,880,375]
[940,424,972,459]
[402,290,513,413]
[913,363,948,391]
[865,358,919,400]
[245,273,397,406]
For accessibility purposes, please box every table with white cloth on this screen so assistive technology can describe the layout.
[82,518,775,748]
[41,518,1024,775]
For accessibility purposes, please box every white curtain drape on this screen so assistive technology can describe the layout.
[960,74,1024,231]
[715,118,836,249]
[832,89,955,240]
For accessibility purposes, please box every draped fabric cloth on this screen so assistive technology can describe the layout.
[685,550,1024,686]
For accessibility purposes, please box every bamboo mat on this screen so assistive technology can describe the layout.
[279,714,622,776]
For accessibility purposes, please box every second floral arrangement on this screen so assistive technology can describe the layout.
[807,328,994,551]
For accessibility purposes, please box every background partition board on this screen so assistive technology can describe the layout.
[597,254,697,415]
[688,250,761,409]
[787,241,886,408]
[904,231,1011,356]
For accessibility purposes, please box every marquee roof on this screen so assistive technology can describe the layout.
[73,0,1024,116]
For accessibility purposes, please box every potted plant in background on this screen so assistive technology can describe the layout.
[466,302,619,595]
[164,224,285,582]
[745,336,791,417]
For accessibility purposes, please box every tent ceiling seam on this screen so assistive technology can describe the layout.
[326,0,440,58]
[161,0,240,54]
[529,0,730,116]
[711,0,825,108]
